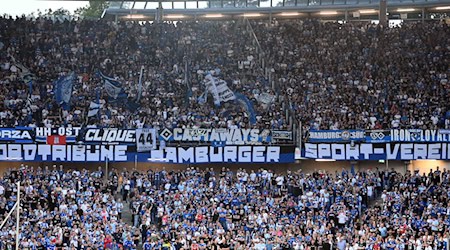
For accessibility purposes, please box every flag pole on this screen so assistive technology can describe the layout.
[96,88,101,119]
[137,66,144,102]
[0,202,17,230]
[16,181,20,250]
[105,157,109,184]
[184,56,189,89]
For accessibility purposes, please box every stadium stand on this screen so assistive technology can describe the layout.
[0,17,448,131]
[0,7,449,250]
[0,165,449,249]
[253,19,449,131]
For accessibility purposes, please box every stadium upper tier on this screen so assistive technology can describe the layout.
[103,0,450,19]
[0,18,448,131]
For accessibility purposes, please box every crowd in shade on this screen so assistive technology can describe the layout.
[0,17,449,132]
[0,165,449,249]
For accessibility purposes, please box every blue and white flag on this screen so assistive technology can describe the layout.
[55,72,76,106]
[9,55,36,83]
[88,102,101,117]
[203,74,235,106]
[15,62,36,83]
[99,72,124,99]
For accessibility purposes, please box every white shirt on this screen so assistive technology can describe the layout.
[367,186,373,196]
[250,173,257,182]
[337,213,347,224]
[276,176,284,186]
[431,219,439,231]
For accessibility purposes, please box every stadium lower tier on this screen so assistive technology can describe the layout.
[0,161,449,249]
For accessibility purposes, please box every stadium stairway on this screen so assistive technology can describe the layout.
[118,198,144,249]
[121,202,134,227]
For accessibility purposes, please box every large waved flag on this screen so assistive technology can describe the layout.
[99,71,124,99]
[55,72,76,108]
[203,74,235,106]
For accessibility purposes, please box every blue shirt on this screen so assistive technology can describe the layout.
[143,242,153,250]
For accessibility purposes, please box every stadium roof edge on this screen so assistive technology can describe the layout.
[104,2,450,16]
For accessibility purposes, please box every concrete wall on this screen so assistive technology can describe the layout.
[0,160,448,176]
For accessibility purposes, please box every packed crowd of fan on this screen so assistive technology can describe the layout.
[0,165,129,249]
[126,166,450,249]
[1,165,449,249]
[252,19,450,130]
[0,17,274,130]
[0,17,449,131]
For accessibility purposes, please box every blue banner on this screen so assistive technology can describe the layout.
[365,130,391,143]
[0,128,33,143]
[34,126,80,144]
[0,144,295,163]
[303,142,450,160]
